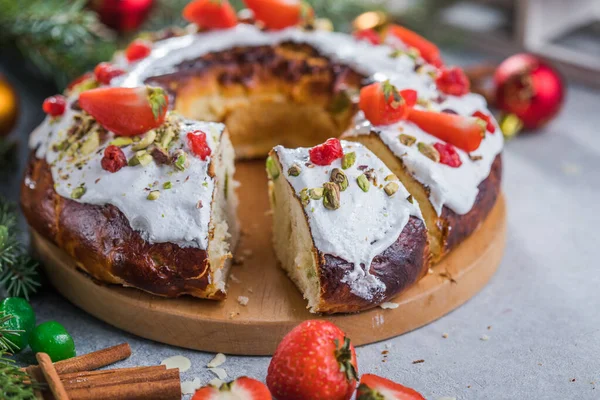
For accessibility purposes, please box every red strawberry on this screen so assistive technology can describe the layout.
[472,110,496,134]
[126,39,152,62]
[243,0,313,30]
[433,142,462,168]
[359,81,416,126]
[187,130,212,160]
[386,24,443,68]
[356,374,425,400]
[435,66,470,96]
[309,138,344,166]
[192,377,272,400]
[94,62,125,85]
[267,320,358,400]
[354,29,382,45]
[43,95,67,117]
[183,0,238,30]
[79,86,168,137]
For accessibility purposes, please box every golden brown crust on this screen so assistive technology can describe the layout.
[21,156,223,299]
[316,216,430,314]
[440,154,502,253]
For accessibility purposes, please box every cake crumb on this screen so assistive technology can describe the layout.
[232,256,245,266]
[379,302,399,309]
[480,334,490,341]
[228,311,238,319]
[229,274,241,283]
[237,296,249,306]
[428,268,434,274]
[207,353,226,368]
[487,325,492,330]
[412,359,425,364]
[247,288,254,293]
[570,378,576,382]
[442,333,449,338]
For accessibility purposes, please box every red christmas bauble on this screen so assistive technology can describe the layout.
[92,0,154,33]
[494,53,564,130]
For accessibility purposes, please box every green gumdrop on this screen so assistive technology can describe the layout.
[0,297,36,352]
[29,321,76,362]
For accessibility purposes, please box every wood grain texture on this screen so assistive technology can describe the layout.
[32,161,506,356]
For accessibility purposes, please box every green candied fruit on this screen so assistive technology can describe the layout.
[0,297,36,352]
[29,321,76,362]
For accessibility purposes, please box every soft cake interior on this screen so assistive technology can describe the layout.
[268,152,322,312]
[346,133,445,262]
[207,131,240,295]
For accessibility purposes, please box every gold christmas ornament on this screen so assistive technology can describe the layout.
[0,75,19,137]
[352,11,389,32]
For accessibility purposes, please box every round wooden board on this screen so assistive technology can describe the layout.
[32,160,506,356]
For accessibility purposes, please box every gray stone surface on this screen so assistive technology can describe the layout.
[1,50,599,399]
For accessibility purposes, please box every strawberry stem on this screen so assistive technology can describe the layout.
[334,337,358,382]
[146,86,167,121]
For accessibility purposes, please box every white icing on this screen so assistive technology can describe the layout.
[275,141,421,300]
[29,98,224,249]
[29,22,502,250]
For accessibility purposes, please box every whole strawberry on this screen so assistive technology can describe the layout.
[267,320,358,400]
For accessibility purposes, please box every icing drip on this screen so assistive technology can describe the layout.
[274,141,422,300]
[29,99,224,249]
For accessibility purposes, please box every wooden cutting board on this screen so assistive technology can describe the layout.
[32,160,506,356]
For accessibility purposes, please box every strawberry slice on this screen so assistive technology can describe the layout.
[359,81,416,126]
[356,374,425,400]
[354,29,382,45]
[386,24,443,67]
[183,0,238,30]
[192,377,272,400]
[79,86,168,137]
[243,0,312,30]
[407,108,484,152]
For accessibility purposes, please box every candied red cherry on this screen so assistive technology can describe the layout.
[353,29,381,45]
[309,138,343,166]
[433,142,462,168]
[435,67,470,96]
[125,39,152,62]
[101,145,127,173]
[359,81,416,126]
[43,95,67,117]
[94,62,125,85]
[472,110,496,134]
[187,131,212,160]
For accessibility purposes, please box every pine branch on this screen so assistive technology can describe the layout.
[0,0,117,89]
[0,313,21,354]
[0,350,41,400]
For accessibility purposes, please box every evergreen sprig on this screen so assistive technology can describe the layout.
[0,197,41,300]
[0,350,41,400]
[0,313,21,354]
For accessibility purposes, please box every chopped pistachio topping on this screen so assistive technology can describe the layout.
[330,168,348,191]
[357,174,370,192]
[71,185,86,199]
[322,182,340,210]
[129,150,153,167]
[224,172,229,200]
[299,188,310,207]
[163,181,172,190]
[469,154,483,162]
[132,130,157,151]
[384,174,398,182]
[147,190,160,201]
[384,182,400,196]
[80,131,100,155]
[309,187,324,200]
[341,152,356,170]
[288,164,301,177]
[399,134,417,147]
[417,142,441,162]
[266,156,280,180]
[110,137,133,147]
[173,151,188,171]
[407,194,414,204]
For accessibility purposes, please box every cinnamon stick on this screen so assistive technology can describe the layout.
[63,366,177,389]
[59,365,166,381]
[36,353,70,400]
[67,379,182,400]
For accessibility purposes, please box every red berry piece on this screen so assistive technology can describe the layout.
[192,377,272,400]
[267,320,358,400]
[472,110,496,134]
[183,0,238,30]
[353,29,381,45]
[187,131,212,160]
[359,81,416,126]
[101,145,127,173]
[42,95,67,117]
[436,66,470,96]
[94,62,125,85]
[433,142,462,168]
[309,138,344,166]
[125,39,152,62]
